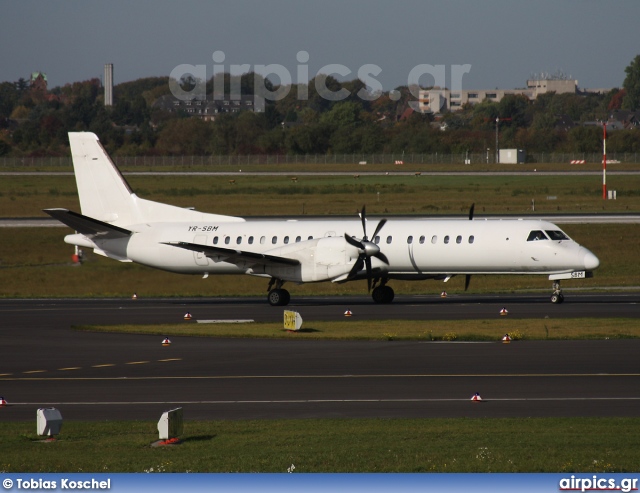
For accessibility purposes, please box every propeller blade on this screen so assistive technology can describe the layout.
[469,203,475,221]
[374,251,390,265]
[365,257,373,292]
[465,274,471,291]
[360,205,368,239]
[347,256,365,280]
[345,233,363,250]
[371,218,387,241]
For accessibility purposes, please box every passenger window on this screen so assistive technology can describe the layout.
[546,230,570,241]
[374,236,380,244]
[295,236,301,242]
[260,236,266,245]
[308,236,313,240]
[284,236,289,244]
[407,236,413,244]
[431,235,437,244]
[456,235,462,244]
[248,236,254,244]
[224,236,230,245]
[272,236,277,244]
[419,235,425,244]
[386,236,392,244]
[469,235,474,244]
[236,236,242,244]
[527,230,548,241]
[213,236,219,245]
[444,235,450,244]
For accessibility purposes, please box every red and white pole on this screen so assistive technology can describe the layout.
[602,122,607,200]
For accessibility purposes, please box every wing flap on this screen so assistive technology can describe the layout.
[163,241,300,267]
[43,208,132,239]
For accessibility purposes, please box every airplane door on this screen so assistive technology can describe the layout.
[193,234,209,266]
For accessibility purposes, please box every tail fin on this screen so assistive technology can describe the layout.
[69,132,138,224]
[68,132,241,226]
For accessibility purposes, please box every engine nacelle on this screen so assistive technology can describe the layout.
[262,236,359,282]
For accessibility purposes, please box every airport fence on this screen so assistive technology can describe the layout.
[2,152,639,168]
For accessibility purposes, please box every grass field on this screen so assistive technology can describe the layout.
[2,173,640,217]
[76,318,640,341]
[2,418,640,473]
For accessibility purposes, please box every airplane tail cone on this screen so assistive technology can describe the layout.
[0,397,8,407]
[344,310,353,317]
[500,308,508,316]
[162,337,171,347]
[471,393,483,402]
[502,333,511,344]
[440,291,447,298]
[183,312,192,321]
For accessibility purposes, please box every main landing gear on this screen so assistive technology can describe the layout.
[371,278,394,304]
[550,280,564,304]
[267,278,290,306]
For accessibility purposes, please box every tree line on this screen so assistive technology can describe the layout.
[1,55,640,158]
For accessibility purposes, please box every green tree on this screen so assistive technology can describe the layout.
[622,55,640,110]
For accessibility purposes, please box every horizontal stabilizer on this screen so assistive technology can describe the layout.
[43,208,132,239]
[163,241,300,267]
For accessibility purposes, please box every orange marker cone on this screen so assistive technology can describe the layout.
[471,392,482,402]
[162,337,171,347]
[344,310,353,317]
[502,333,511,344]
[500,308,508,316]
[183,312,192,321]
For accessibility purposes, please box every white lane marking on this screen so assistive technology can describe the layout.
[8,397,640,406]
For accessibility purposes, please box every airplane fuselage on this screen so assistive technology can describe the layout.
[69,215,598,282]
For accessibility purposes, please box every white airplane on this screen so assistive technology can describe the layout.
[45,132,600,306]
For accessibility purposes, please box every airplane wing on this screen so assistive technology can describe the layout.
[162,241,300,268]
[43,208,132,239]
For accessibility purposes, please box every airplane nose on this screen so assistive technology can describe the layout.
[582,249,600,270]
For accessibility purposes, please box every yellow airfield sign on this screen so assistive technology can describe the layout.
[283,310,303,331]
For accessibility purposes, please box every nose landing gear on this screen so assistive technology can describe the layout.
[550,281,564,304]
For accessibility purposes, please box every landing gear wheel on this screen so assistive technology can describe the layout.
[268,288,290,306]
[550,281,564,304]
[372,285,394,304]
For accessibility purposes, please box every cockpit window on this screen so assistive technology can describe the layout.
[546,230,570,241]
[527,230,548,241]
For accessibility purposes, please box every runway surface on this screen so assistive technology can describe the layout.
[1,294,639,421]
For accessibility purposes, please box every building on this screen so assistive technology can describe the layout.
[153,94,258,121]
[418,78,582,114]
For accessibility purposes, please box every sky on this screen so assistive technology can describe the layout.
[1,0,639,93]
